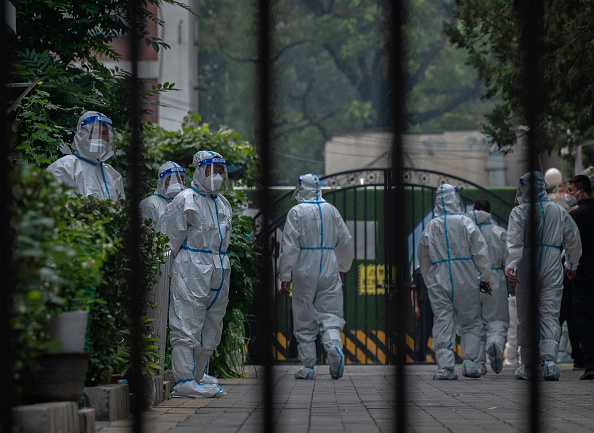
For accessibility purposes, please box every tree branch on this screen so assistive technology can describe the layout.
[408,79,483,124]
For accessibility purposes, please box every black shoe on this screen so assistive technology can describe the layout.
[579,368,594,380]
[574,360,586,369]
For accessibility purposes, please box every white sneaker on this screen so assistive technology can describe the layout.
[487,343,504,374]
[294,367,316,380]
[433,368,458,380]
[327,345,345,379]
[199,373,219,385]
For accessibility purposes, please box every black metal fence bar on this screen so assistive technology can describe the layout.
[516,1,544,431]
[125,2,148,432]
[1,0,16,430]
[387,0,408,431]
[255,0,275,431]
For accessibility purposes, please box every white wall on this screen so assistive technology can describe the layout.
[324,130,563,187]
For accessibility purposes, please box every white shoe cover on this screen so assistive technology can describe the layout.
[487,343,504,374]
[542,361,560,381]
[477,362,487,376]
[514,364,533,380]
[433,368,458,380]
[199,373,219,385]
[462,360,481,378]
[294,367,316,380]
[327,345,345,379]
[171,380,227,398]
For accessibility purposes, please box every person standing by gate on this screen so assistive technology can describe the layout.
[465,199,509,375]
[411,266,434,363]
[565,175,594,379]
[279,174,354,380]
[506,171,581,381]
[417,184,492,380]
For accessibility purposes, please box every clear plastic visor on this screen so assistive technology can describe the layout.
[199,157,228,192]
[166,172,185,188]
[84,116,113,144]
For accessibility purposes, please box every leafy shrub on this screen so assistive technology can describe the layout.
[11,162,166,386]
[11,163,111,377]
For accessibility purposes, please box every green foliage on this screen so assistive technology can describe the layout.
[112,317,162,379]
[11,163,113,377]
[71,199,167,386]
[142,112,259,187]
[10,48,171,168]
[10,0,196,65]
[444,0,594,153]
[10,162,167,386]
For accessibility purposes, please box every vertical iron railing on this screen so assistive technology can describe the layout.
[1,0,16,431]
[386,0,408,431]
[125,1,148,432]
[255,0,275,432]
[516,1,544,431]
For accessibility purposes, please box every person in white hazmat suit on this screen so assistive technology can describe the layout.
[47,111,124,200]
[140,161,186,226]
[279,174,354,380]
[417,184,492,380]
[506,171,582,381]
[465,199,509,375]
[156,151,231,398]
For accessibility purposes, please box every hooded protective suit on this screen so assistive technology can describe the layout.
[279,174,354,380]
[465,209,509,374]
[506,172,582,380]
[140,161,186,227]
[47,111,124,200]
[417,184,492,380]
[156,151,231,398]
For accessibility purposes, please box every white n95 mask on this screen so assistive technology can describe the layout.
[88,138,111,161]
[210,174,224,193]
[165,183,184,198]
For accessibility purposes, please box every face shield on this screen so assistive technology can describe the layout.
[192,151,228,194]
[159,162,187,199]
[515,178,527,205]
[73,112,114,162]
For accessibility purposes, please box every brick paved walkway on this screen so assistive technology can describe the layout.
[97,364,594,433]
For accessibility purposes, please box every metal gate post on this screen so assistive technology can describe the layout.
[516,1,545,432]
[385,1,408,431]
[0,0,16,430]
[255,0,275,432]
[125,2,148,431]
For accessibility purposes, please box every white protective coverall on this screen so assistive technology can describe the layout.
[140,161,186,226]
[279,174,354,380]
[156,151,231,398]
[47,111,125,200]
[417,184,492,380]
[465,209,509,374]
[506,171,582,381]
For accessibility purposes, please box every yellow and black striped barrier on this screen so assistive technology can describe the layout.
[270,330,465,364]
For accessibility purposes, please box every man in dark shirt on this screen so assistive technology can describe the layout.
[566,175,594,379]
[411,266,434,363]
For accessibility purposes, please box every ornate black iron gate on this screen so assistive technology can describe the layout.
[251,168,514,366]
